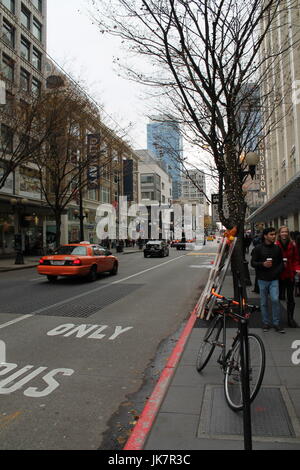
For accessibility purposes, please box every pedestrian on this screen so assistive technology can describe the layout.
[294,234,300,297]
[275,226,300,327]
[251,231,262,293]
[243,231,252,256]
[251,227,285,333]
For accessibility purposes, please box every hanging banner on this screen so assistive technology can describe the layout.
[87,134,101,189]
[87,134,101,161]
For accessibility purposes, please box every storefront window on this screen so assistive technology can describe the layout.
[19,166,41,199]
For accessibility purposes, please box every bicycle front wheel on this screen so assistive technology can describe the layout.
[224,333,265,411]
[196,315,223,372]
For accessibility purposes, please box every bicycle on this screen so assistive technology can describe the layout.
[196,289,266,411]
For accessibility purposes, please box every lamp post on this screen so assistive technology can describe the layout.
[74,207,89,241]
[10,197,28,265]
[239,152,260,286]
[239,151,260,181]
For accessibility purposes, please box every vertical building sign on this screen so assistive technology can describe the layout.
[258,150,267,194]
[87,134,100,189]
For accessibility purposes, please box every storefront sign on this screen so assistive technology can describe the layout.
[258,149,267,194]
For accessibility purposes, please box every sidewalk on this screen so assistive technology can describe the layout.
[0,247,141,272]
[134,248,300,450]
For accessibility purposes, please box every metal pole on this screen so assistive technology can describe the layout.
[79,185,84,241]
[238,281,252,450]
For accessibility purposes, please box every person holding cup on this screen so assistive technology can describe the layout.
[251,227,285,332]
[276,226,300,327]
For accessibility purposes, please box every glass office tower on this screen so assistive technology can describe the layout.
[147,116,183,200]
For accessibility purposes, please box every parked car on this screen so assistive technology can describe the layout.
[144,240,169,258]
[37,242,118,282]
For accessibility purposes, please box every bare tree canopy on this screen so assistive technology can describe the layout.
[91,0,298,225]
[91,0,299,294]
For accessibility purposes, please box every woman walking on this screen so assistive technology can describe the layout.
[276,226,300,327]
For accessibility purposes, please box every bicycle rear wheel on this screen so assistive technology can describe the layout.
[224,333,265,411]
[196,315,223,372]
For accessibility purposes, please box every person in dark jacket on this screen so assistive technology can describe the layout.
[251,231,262,293]
[251,227,284,332]
[276,226,300,327]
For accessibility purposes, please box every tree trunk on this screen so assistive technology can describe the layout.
[230,222,250,301]
[54,212,62,249]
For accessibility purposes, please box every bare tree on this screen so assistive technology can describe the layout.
[31,83,113,247]
[0,89,59,190]
[91,0,299,294]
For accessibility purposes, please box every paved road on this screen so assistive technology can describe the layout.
[0,246,214,449]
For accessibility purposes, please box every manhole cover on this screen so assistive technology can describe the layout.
[198,385,300,443]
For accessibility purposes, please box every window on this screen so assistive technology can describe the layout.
[20,68,30,91]
[4,91,14,115]
[2,19,15,48]
[31,0,42,12]
[54,246,87,256]
[32,47,41,70]
[141,174,154,184]
[21,5,31,29]
[101,186,110,203]
[31,77,41,95]
[32,18,42,41]
[2,54,14,81]
[1,124,13,153]
[1,0,15,14]
[20,36,30,61]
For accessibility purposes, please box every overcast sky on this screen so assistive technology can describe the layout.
[47,0,147,149]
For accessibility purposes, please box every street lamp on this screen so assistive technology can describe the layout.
[74,208,89,241]
[239,151,260,181]
[10,197,28,265]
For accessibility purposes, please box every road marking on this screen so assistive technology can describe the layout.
[0,315,33,330]
[29,277,43,281]
[0,340,6,362]
[189,265,212,269]
[0,255,186,330]
[187,252,216,256]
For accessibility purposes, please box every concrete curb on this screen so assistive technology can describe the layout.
[0,264,38,272]
[123,304,199,451]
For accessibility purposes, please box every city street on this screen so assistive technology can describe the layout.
[0,246,214,450]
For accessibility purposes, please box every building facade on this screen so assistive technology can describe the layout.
[0,2,140,256]
[181,169,206,204]
[147,115,183,200]
[0,0,47,256]
[136,149,172,240]
[248,1,300,231]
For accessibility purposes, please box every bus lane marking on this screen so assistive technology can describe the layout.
[47,324,133,340]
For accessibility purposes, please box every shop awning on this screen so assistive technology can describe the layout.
[247,170,300,223]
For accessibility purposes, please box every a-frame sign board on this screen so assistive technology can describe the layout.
[197,229,237,320]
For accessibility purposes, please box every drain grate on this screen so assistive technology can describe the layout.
[35,283,143,318]
[198,385,300,442]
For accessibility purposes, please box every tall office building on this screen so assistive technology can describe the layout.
[147,115,183,200]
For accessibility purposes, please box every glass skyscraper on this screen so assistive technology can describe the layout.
[147,116,183,200]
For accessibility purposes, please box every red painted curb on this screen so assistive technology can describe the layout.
[123,304,199,451]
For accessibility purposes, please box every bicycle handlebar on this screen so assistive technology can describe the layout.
[211,288,259,317]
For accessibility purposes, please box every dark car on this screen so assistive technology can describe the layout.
[144,240,169,258]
